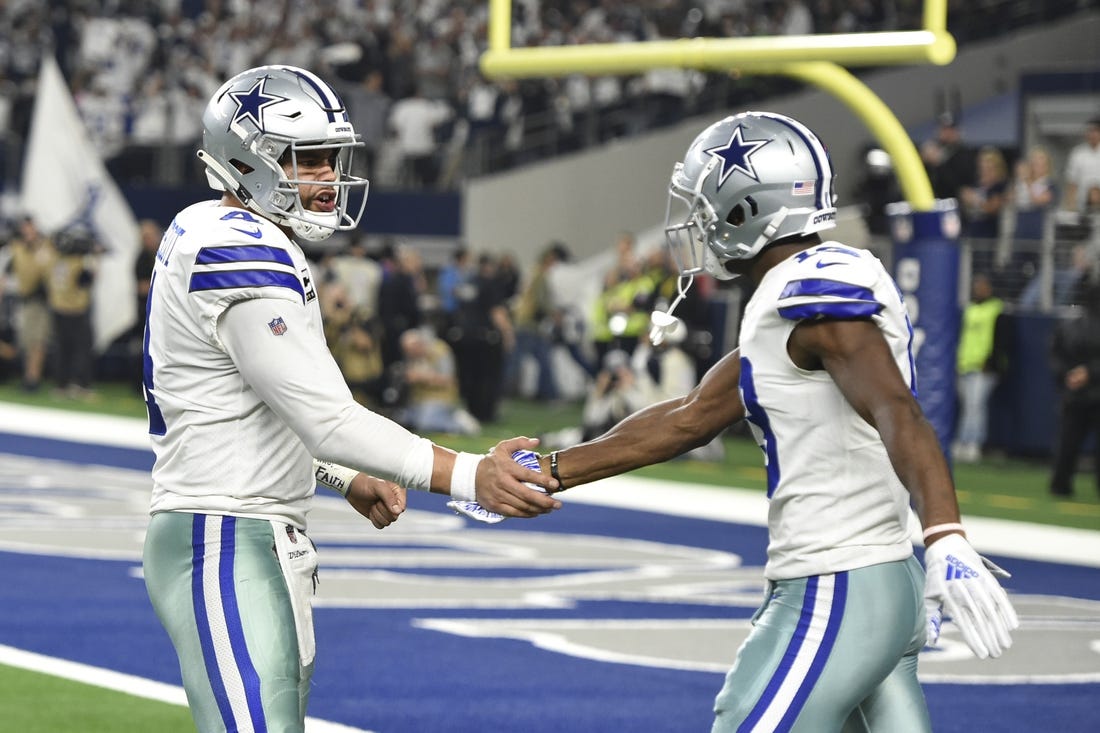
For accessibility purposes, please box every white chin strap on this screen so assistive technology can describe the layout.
[649,272,694,346]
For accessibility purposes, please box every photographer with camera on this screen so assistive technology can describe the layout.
[49,225,100,400]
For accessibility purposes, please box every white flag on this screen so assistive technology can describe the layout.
[20,55,139,352]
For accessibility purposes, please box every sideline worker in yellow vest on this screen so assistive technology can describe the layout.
[955,272,1009,462]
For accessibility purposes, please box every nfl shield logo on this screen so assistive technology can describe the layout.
[268,316,288,336]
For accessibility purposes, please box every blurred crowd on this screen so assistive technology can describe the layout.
[0,218,724,461]
[910,114,1100,311]
[1,0,1076,190]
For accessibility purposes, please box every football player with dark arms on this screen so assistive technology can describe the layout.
[534,112,1017,732]
[140,65,558,733]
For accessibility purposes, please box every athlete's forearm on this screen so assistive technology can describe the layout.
[872,396,962,531]
[546,348,744,489]
[545,397,690,487]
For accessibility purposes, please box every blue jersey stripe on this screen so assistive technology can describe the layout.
[778,300,883,321]
[191,516,236,729]
[196,245,293,267]
[778,278,883,321]
[777,573,849,730]
[218,517,268,733]
[779,278,874,302]
[739,356,780,497]
[189,269,305,301]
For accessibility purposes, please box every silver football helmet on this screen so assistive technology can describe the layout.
[664,111,837,280]
[198,65,368,241]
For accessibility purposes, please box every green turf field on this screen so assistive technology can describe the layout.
[0,663,194,732]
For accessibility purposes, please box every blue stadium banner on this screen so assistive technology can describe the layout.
[887,199,962,457]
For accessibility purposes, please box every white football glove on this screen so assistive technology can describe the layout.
[922,533,1019,659]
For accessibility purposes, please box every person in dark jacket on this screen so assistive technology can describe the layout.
[1048,276,1100,497]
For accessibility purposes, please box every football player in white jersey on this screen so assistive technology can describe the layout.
[533,112,1017,732]
[140,65,560,733]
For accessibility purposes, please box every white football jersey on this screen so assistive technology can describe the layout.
[738,242,917,580]
[144,202,323,525]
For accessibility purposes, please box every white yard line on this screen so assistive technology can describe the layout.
[2,402,1098,569]
[0,645,372,733]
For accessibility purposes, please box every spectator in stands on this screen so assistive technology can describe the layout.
[342,69,392,180]
[393,327,480,435]
[507,241,570,401]
[328,233,383,321]
[1062,118,1100,214]
[320,280,386,409]
[960,146,1008,277]
[1001,147,1057,300]
[451,253,514,423]
[954,272,1008,463]
[495,252,521,301]
[388,83,453,188]
[437,245,471,331]
[924,112,975,203]
[48,225,99,400]
[961,146,1008,240]
[1013,146,1057,212]
[6,216,54,392]
[591,235,653,364]
[1048,276,1100,497]
[378,244,425,371]
[540,347,650,451]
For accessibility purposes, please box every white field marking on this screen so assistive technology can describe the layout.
[414,618,740,673]
[0,644,374,733]
[2,403,1099,568]
[0,403,151,449]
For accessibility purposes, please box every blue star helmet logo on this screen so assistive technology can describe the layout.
[704,125,771,189]
[228,76,287,131]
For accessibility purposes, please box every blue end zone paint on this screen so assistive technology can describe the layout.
[0,432,154,471]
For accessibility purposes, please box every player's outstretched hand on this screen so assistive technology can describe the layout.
[475,437,562,518]
[922,533,1019,659]
[346,474,407,529]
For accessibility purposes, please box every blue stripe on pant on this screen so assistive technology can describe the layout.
[144,511,310,733]
[192,515,267,732]
[714,558,930,733]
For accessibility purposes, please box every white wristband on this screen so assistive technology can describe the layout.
[922,522,966,541]
[449,452,483,503]
[313,460,358,498]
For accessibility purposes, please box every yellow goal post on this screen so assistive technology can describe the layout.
[479,0,959,212]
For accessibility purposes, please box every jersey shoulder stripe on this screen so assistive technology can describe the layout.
[189,269,305,301]
[777,278,883,321]
[196,245,294,267]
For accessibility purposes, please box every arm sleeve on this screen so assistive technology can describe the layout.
[218,297,435,489]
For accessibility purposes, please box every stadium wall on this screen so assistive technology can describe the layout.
[464,12,1100,266]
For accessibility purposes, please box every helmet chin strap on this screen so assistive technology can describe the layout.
[197,149,253,205]
[749,207,789,254]
[649,271,694,346]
